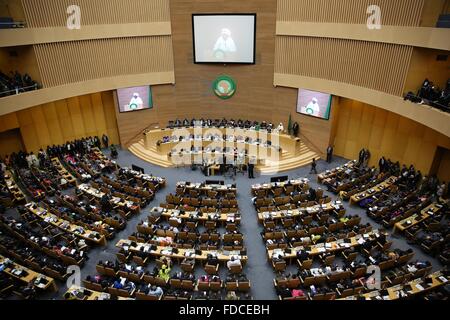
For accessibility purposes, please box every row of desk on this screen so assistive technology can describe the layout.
[267,230,381,261]
[116,239,248,264]
[77,183,139,213]
[176,181,237,195]
[25,202,106,246]
[257,200,345,223]
[394,202,447,233]
[339,271,448,300]
[317,160,357,183]
[64,285,132,300]
[161,137,282,155]
[251,178,310,195]
[0,254,57,292]
[50,157,77,186]
[159,207,241,225]
[3,170,26,203]
[119,167,166,189]
[350,176,398,205]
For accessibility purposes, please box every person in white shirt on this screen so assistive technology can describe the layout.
[302,97,321,116]
[276,122,284,133]
[127,92,144,111]
[226,256,242,270]
[214,28,237,54]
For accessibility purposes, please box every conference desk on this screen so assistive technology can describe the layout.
[317,160,358,183]
[51,157,77,186]
[257,200,345,223]
[92,148,119,170]
[77,184,140,214]
[145,127,301,155]
[267,230,381,261]
[116,239,248,264]
[394,202,447,233]
[159,207,241,225]
[251,178,310,195]
[350,176,398,205]
[65,285,133,300]
[169,150,269,167]
[162,138,282,155]
[25,202,106,246]
[176,181,237,195]
[0,254,57,292]
[339,271,448,300]
[119,167,166,189]
[3,170,26,203]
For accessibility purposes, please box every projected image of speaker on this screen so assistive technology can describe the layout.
[297,89,332,120]
[117,86,153,113]
[192,14,256,64]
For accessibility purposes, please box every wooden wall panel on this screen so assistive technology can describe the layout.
[0,91,119,154]
[101,91,120,146]
[54,99,75,143]
[277,0,425,26]
[34,36,174,88]
[42,102,64,145]
[0,112,19,133]
[333,97,450,177]
[275,36,413,96]
[91,93,108,136]
[21,0,170,28]
[30,106,51,148]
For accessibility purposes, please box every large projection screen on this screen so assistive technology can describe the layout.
[117,86,153,113]
[296,89,332,120]
[192,14,256,64]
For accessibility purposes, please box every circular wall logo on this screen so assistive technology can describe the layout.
[213,75,236,99]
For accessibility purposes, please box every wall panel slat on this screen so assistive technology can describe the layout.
[277,0,425,26]
[33,36,174,88]
[275,36,413,96]
[21,0,170,28]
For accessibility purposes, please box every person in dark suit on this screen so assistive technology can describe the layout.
[326,146,333,163]
[379,157,386,172]
[292,122,300,137]
[102,134,109,148]
[358,148,366,166]
[248,162,255,179]
[296,249,309,262]
[310,158,317,174]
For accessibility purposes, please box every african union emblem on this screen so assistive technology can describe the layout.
[213,75,236,99]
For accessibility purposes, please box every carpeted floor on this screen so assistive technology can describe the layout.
[3,147,443,300]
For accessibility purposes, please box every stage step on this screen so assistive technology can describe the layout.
[129,142,174,168]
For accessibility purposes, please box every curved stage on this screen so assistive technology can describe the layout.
[129,127,320,174]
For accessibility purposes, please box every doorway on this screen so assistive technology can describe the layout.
[0,128,25,158]
[430,146,450,182]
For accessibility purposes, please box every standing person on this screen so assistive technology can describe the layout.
[379,157,386,173]
[102,134,109,148]
[358,148,366,166]
[292,122,300,137]
[310,158,318,174]
[326,146,334,163]
[364,149,371,167]
[248,159,255,179]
